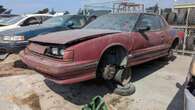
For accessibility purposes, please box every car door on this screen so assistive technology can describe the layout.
[129,14,168,65]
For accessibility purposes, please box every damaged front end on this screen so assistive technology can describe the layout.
[185,57,195,110]
[27,42,73,62]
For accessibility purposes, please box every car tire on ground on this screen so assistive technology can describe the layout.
[113,83,136,96]
[0,52,9,60]
[177,10,187,25]
[186,36,195,51]
[161,12,168,21]
[167,12,177,25]
[189,9,195,25]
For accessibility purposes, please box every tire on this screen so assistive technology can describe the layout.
[114,67,132,86]
[161,12,168,21]
[114,83,136,96]
[178,40,183,50]
[189,9,195,25]
[186,37,195,51]
[161,48,174,61]
[98,47,131,83]
[177,10,187,25]
[167,12,177,25]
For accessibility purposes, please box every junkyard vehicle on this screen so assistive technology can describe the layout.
[0,14,53,32]
[0,15,88,60]
[20,13,179,94]
[185,56,195,110]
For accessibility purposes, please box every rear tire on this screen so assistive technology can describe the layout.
[189,9,195,25]
[167,12,177,25]
[186,37,195,51]
[177,10,187,25]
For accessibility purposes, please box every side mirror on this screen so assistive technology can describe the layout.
[137,26,150,32]
[66,21,74,28]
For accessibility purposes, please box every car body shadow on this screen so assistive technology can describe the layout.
[131,57,175,82]
[45,56,176,105]
[44,79,114,105]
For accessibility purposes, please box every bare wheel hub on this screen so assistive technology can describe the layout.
[103,65,116,80]
[114,67,132,86]
[168,49,174,58]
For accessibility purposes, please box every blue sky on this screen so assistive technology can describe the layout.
[0,0,194,14]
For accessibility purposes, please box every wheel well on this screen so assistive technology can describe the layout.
[171,38,179,49]
[96,45,128,78]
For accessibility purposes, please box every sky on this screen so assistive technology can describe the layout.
[0,0,194,14]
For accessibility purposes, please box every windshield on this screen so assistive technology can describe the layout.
[43,15,72,26]
[0,16,24,25]
[85,14,139,31]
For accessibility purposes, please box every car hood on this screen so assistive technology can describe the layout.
[30,29,121,45]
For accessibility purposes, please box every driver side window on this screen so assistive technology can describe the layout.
[69,16,86,28]
[21,17,40,26]
[137,14,162,31]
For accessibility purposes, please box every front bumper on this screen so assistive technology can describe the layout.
[0,41,28,53]
[20,50,97,84]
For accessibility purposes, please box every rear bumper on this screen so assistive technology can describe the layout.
[0,41,28,53]
[20,50,97,84]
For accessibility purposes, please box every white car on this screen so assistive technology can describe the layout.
[0,14,53,32]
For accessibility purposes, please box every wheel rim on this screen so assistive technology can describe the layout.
[114,56,132,86]
[102,65,116,80]
[114,68,132,86]
[168,49,174,58]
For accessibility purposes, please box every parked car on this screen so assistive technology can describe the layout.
[0,14,53,32]
[184,56,195,110]
[20,13,179,94]
[0,15,88,60]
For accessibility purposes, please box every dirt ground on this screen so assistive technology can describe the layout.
[0,54,192,110]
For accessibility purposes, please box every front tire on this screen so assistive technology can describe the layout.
[97,47,134,96]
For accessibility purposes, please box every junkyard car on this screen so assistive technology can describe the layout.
[185,56,195,110]
[0,14,53,32]
[20,13,179,89]
[0,15,88,59]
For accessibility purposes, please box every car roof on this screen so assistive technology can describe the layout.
[23,14,54,17]
[105,12,160,17]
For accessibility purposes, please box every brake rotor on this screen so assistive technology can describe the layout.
[102,65,116,80]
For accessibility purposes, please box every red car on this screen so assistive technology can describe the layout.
[20,13,179,87]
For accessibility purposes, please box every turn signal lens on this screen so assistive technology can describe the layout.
[63,50,74,62]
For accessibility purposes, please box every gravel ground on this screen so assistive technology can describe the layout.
[0,54,192,110]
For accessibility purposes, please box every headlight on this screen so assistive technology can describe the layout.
[46,47,65,56]
[51,48,58,55]
[59,49,65,56]
[3,35,24,41]
[45,47,73,61]
[50,47,65,56]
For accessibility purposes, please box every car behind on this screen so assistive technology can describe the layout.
[20,13,179,95]
[0,15,88,60]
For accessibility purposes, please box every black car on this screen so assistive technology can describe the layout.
[0,15,88,59]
